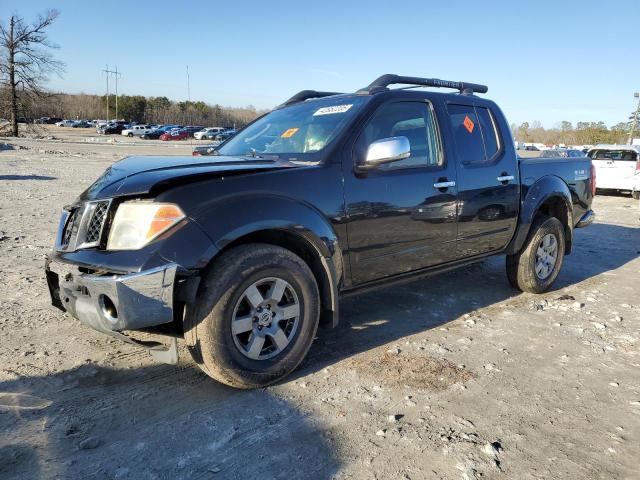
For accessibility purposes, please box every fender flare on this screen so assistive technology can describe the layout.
[506,175,574,255]
[192,193,343,326]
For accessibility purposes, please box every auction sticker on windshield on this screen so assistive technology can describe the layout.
[281,128,299,138]
[313,104,353,116]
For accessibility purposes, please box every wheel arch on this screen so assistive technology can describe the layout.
[214,228,341,328]
[506,175,574,255]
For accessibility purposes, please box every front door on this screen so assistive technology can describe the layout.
[344,100,458,285]
[446,102,520,258]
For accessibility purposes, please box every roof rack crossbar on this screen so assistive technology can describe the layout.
[278,90,343,108]
[357,74,488,95]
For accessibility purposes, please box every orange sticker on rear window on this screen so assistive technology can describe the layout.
[463,115,475,133]
[281,128,299,138]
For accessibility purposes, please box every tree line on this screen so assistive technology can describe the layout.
[16,91,265,128]
[512,118,637,146]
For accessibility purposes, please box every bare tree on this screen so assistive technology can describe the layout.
[0,10,64,136]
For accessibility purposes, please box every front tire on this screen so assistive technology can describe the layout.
[185,244,320,388]
[506,215,565,293]
[632,190,640,200]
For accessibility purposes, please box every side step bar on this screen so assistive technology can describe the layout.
[576,210,595,228]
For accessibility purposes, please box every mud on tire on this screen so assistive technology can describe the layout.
[185,244,320,389]
[506,215,566,294]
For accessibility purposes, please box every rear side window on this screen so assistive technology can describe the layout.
[448,104,502,165]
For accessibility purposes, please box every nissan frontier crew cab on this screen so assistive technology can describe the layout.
[45,74,596,389]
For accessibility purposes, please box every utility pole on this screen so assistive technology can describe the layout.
[102,64,110,121]
[102,65,122,121]
[114,65,122,120]
[628,92,640,145]
[186,64,191,102]
[186,65,191,125]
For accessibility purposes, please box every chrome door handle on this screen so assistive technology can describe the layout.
[497,175,514,183]
[433,181,456,189]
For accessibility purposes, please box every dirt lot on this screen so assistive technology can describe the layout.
[0,128,639,480]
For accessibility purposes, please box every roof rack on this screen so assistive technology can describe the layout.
[356,74,488,96]
[277,90,343,108]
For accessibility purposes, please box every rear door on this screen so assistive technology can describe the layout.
[446,102,520,258]
[588,149,638,190]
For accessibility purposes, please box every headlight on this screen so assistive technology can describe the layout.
[107,202,185,250]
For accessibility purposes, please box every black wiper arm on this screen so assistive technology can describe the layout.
[245,150,279,160]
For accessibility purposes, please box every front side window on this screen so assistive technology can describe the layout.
[356,101,442,170]
[217,96,367,160]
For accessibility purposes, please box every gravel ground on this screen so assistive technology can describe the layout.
[0,130,639,480]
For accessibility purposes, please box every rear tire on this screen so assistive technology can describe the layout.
[506,215,565,293]
[632,190,640,200]
[185,244,320,389]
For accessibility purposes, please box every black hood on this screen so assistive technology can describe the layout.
[77,155,301,201]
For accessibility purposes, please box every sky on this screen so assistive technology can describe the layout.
[1,0,639,127]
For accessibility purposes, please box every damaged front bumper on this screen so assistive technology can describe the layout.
[45,259,181,363]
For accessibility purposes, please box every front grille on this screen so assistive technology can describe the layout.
[61,209,79,248]
[85,201,109,244]
[57,200,111,251]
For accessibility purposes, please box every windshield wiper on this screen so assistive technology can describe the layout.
[244,149,279,160]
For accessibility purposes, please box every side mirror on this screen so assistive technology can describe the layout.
[360,136,411,170]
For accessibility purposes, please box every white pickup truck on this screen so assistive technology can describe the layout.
[121,125,154,137]
[587,144,640,199]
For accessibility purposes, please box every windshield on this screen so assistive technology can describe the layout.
[217,96,367,160]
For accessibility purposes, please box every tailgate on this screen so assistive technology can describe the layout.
[589,149,639,190]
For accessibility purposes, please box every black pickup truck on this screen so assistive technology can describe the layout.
[45,74,595,388]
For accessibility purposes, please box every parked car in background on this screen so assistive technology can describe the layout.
[140,129,163,140]
[194,127,228,140]
[540,149,586,159]
[563,149,586,158]
[121,125,154,137]
[141,125,182,139]
[160,129,189,141]
[72,121,92,128]
[55,120,77,127]
[183,126,205,137]
[520,143,549,151]
[192,144,220,156]
[98,120,129,134]
[587,144,640,199]
[214,131,235,142]
[102,123,126,135]
[35,117,63,124]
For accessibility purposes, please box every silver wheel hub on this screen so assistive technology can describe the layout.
[231,277,300,360]
[535,233,558,280]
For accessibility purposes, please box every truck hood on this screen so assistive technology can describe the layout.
[78,155,302,201]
